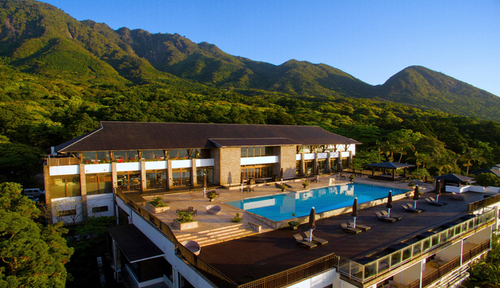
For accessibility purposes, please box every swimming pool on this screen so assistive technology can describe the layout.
[226,183,409,221]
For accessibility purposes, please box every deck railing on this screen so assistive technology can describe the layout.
[337,209,496,283]
[468,193,500,213]
[47,157,80,166]
[114,189,494,288]
[116,190,341,288]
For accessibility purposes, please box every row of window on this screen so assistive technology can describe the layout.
[50,168,215,198]
[82,149,209,163]
[241,146,274,158]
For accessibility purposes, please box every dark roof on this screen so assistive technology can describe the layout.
[365,162,415,169]
[56,121,361,152]
[470,168,500,177]
[432,173,474,182]
[108,224,164,263]
[199,192,487,283]
[209,137,299,148]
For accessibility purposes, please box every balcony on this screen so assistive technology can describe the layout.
[337,209,495,283]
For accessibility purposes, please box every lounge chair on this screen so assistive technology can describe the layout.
[302,231,328,245]
[339,222,362,234]
[346,220,371,231]
[293,233,317,249]
[380,210,402,221]
[375,211,397,223]
[402,203,423,213]
[425,197,446,206]
[206,204,222,215]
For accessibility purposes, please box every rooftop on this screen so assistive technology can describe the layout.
[122,175,490,285]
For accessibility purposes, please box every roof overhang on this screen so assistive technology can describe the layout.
[209,137,299,148]
[108,224,164,263]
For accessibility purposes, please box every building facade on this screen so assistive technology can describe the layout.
[44,121,359,224]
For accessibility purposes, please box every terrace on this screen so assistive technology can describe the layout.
[115,175,496,288]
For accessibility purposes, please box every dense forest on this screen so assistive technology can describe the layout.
[0,0,499,188]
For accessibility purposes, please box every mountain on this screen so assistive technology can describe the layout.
[374,66,500,121]
[0,0,499,121]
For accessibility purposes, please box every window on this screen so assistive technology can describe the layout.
[86,173,112,195]
[168,149,189,160]
[196,167,214,185]
[146,170,167,189]
[50,175,81,199]
[83,151,110,164]
[172,169,191,187]
[57,209,76,217]
[241,164,273,180]
[114,151,139,162]
[92,206,109,213]
[241,146,274,158]
[117,172,141,191]
[142,150,165,160]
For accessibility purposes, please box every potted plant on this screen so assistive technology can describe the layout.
[302,180,309,189]
[173,211,198,230]
[280,184,287,192]
[231,213,243,222]
[146,196,170,213]
[349,174,355,182]
[207,191,217,202]
[288,221,300,230]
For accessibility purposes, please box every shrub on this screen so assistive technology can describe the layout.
[176,211,195,223]
[231,213,242,222]
[149,196,167,208]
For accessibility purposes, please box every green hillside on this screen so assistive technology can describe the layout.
[0,0,499,190]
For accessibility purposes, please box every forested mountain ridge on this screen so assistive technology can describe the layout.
[0,0,498,121]
[0,0,500,189]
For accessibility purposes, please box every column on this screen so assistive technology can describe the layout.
[167,160,173,190]
[79,163,88,219]
[191,158,197,187]
[140,160,147,192]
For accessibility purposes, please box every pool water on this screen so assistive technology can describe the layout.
[226,183,409,221]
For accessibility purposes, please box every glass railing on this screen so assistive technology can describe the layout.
[338,208,496,283]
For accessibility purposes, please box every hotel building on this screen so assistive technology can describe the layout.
[43,121,498,288]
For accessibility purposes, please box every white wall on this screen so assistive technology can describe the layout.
[115,197,215,288]
[51,196,84,224]
[87,194,114,217]
[241,155,279,165]
[284,269,336,288]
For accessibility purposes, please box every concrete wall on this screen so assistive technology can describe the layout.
[273,145,297,179]
[218,147,241,186]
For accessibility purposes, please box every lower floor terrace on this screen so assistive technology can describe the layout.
[110,173,498,288]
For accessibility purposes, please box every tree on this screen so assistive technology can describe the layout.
[474,173,500,187]
[468,234,500,286]
[0,182,73,288]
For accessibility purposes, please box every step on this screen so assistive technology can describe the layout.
[176,223,257,247]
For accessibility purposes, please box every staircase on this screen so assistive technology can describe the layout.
[176,223,257,247]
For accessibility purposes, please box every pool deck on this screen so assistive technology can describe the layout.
[124,174,488,284]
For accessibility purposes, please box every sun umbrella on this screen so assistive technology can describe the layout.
[240,171,245,192]
[386,191,393,217]
[435,180,441,202]
[203,173,207,197]
[413,185,420,208]
[352,198,358,228]
[280,168,284,185]
[308,207,316,242]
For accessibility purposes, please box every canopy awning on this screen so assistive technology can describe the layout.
[365,162,415,169]
[432,174,474,183]
[108,224,164,263]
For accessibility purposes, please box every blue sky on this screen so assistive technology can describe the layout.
[42,0,500,96]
